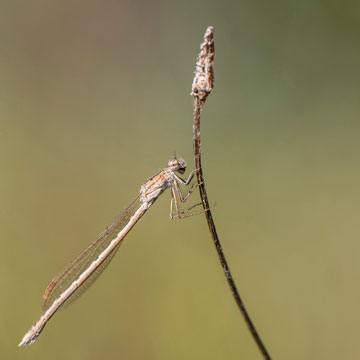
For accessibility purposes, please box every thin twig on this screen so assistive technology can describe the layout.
[191,26,272,360]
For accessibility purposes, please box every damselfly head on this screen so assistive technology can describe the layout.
[168,157,187,174]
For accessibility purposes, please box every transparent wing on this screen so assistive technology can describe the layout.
[42,195,142,311]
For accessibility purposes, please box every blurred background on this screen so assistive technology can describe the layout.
[1,0,360,359]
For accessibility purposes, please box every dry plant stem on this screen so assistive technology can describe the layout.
[191,27,271,360]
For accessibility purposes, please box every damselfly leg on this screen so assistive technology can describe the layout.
[170,168,210,219]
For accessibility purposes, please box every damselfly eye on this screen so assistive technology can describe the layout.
[168,157,185,170]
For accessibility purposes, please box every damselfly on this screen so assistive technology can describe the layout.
[19,157,197,346]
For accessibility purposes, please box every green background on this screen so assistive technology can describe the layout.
[2,1,360,359]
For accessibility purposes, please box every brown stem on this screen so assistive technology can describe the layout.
[191,26,272,360]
